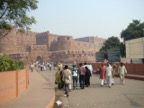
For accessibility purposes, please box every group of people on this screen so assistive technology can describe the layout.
[55,63,92,97]
[99,62,127,88]
[30,61,55,72]
[55,62,128,97]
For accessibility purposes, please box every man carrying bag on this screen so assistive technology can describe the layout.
[63,65,72,97]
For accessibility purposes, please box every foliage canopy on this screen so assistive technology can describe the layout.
[99,36,126,58]
[0,0,38,39]
[121,20,144,41]
[0,55,24,72]
[100,36,121,52]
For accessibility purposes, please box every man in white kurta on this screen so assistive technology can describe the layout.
[118,62,127,84]
[106,62,113,88]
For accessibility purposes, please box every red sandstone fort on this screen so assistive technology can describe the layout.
[0,28,105,64]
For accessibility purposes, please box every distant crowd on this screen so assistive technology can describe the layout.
[30,61,57,72]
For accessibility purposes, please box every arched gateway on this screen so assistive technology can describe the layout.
[36,56,43,63]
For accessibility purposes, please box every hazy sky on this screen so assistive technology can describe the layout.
[29,0,144,39]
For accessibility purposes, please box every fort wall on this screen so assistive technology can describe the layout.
[0,29,18,53]
[0,29,105,63]
[30,45,48,62]
[50,36,74,51]
[47,33,59,50]
[36,31,49,45]
[51,36,105,52]
[0,28,36,53]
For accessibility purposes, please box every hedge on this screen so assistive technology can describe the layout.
[0,55,24,72]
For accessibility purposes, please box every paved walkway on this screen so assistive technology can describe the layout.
[54,74,144,108]
[0,69,55,108]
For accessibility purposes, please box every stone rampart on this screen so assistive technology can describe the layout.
[0,29,105,64]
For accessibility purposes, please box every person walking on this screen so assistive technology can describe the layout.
[30,63,34,72]
[63,65,72,97]
[55,64,63,89]
[111,63,117,85]
[78,63,86,89]
[72,64,78,90]
[40,63,43,71]
[68,67,72,91]
[85,66,91,87]
[118,62,127,85]
[106,62,113,88]
[99,63,106,87]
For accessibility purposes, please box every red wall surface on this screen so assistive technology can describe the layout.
[0,68,29,105]
[90,63,144,75]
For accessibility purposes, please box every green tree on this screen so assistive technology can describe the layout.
[0,0,38,39]
[99,36,121,59]
[100,36,121,52]
[121,20,144,41]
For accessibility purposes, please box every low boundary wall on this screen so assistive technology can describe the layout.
[0,68,29,105]
[91,63,144,75]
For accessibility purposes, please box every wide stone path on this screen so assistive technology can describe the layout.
[42,69,144,108]
[67,75,144,108]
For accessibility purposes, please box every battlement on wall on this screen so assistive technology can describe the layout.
[57,36,73,41]
[9,28,37,36]
[36,31,62,37]
[75,36,105,43]
[30,45,48,51]
[19,31,37,36]
[48,50,95,55]
[48,50,96,63]
[36,31,49,36]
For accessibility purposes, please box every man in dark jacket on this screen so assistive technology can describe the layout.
[85,66,91,87]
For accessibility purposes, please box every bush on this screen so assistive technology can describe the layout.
[0,55,24,72]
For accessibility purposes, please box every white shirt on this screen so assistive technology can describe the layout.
[31,64,34,68]
[73,70,78,76]
[118,66,127,75]
[106,65,112,76]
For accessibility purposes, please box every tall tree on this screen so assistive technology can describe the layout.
[100,36,121,52]
[121,20,144,41]
[0,0,38,39]
[99,36,123,59]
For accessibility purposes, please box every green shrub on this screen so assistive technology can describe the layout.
[0,55,24,72]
